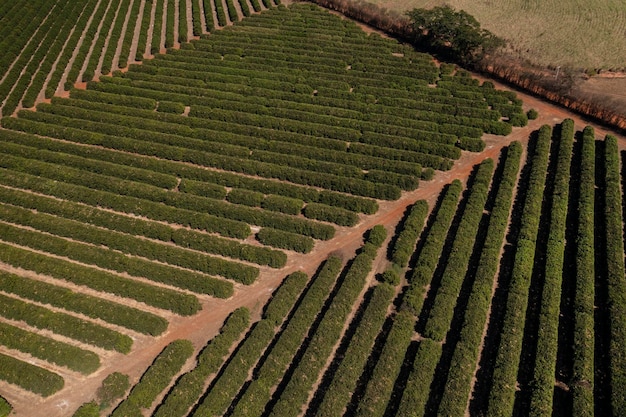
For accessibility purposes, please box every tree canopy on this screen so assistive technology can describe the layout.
[406,6,504,65]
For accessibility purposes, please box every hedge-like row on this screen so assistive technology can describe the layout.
[165,0,176,47]
[0,240,200,316]
[179,0,189,43]
[0,200,250,286]
[391,200,429,267]
[0,353,64,397]
[349,142,454,171]
[396,337,443,417]
[117,0,142,68]
[527,120,574,417]
[0,321,100,375]
[69,89,157,110]
[134,0,152,60]
[315,283,396,417]
[154,307,251,417]
[230,257,343,417]
[0,292,132,354]
[7,114,399,200]
[81,0,118,82]
[268,230,384,417]
[192,271,310,416]
[256,227,316,253]
[100,0,132,74]
[437,141,522,417]
[403,180,463,314]
[355,310,416,417]
[487,125,552,417]
[214,0,228,26]
[151,0,165,54]
[424,158,494,341]
[0,166,251,240]
[111,340,195,416]
[191,0,203,35]
[0,270,167,335]
[0,220,237,295]
[571,126,596,417]
[604,134,626,416]
[0,185,283,268]
[303,202,359,227]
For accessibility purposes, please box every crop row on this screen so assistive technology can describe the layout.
[391,200,429,267]
[487,125,553,417]
[81,0,119,82]
[527,120,574,416]
[424,158,495,341]
[0,292,132,354]
[403,180,463,314]
[437,141,522,416]
[134,0,152,60]
[571,126,596,416]
[267,228,385,417]
[0,126,375,215]
[0,200,252,286]
[191,270,311,416]
[230,256,344,417]
[315,283,396,417]
[0,321,100,375]
[5,113,400,201]
[100,0,133,75]
[604,134,626,416]
[117,0,143,69]
[0,185,284,268]
[0,270,167,335]
[0,352,64,397]
[111,339,194,416]
[0,218,237,296]
[0,240,200,316]
[154,307,251,417]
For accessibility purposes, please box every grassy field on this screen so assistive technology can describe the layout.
[368,0,626,70]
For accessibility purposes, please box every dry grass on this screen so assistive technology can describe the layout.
[366,0,626,71]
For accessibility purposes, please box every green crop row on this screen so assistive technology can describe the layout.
[192,270,310,416]
[424,158,494,341]
[202,0,215,31]
[111,339,195,416]
[0,166,250,240]
[315,283,396,417]
[0,292,132,354]
[571,126,596,417]
[0,270,167,335]
[191,0,203,35]
[179,0,189,42]
[70,87,157,110]
[214,0,228,26]
[437,141,522,417]
[528,120,574,417]
[230,257,343,417]
[391,200,429,267]
[604,135,626,416]
[81,0,119,82]
[0,220,236,295]
[64,0,110,88]
[487,125,552,417]
[225,0,239,22]
[255,226,314,253]
[302,202,359,227]
[0,321,100,375]
[165,0,176,47]
[403,180,463,315]
[0,353,64,397]
[117,0,142,69]
[268,229,385,417]
[154,307,251,417]
[355,310,416,417]
[238,0,251,17]
[0,240,200,316]
[151,0,165,54]
[100,0,132,75]
[134,0,152,60]
[0,200,251,286]
[396,337,443,417]
[0,185,282,268]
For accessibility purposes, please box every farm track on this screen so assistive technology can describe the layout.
[1,3,626,417]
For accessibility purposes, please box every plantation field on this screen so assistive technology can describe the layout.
[0,2,625,417]
[367,0,626,71]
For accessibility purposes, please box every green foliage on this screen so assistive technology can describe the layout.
[406,5,504,65]
[303,202,359,227]
[257,228,315,253]
[0,352,64,397]
[0,396,11,417]
[112,340,194,416]
[391,200,429,267]
[154,308,251,417]
[71,402,99,417]
[527,108,539,119]
[97,372,130,408]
